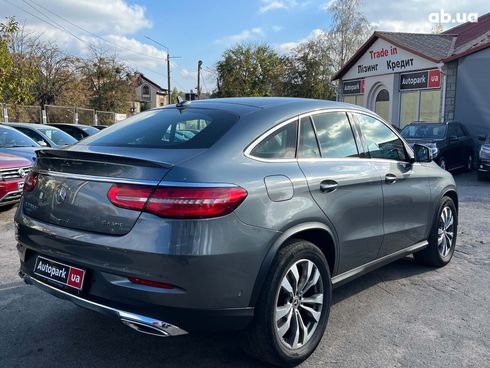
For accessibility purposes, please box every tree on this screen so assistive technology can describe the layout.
[0,17,37,104]
[327,0,371,72]
[283,34,336,100]
[215,44,284,97]
[78,49,135,113]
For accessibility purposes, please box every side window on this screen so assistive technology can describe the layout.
[354,114,407,161]
[17,128,42,143]
[311,112,359,158]
[455,124,465,137]
[298,116,320,158]
[250,121,297,159]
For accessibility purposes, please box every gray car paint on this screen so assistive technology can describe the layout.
[15,97,457,332]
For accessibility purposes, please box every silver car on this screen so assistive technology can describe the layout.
[16,98,458,366]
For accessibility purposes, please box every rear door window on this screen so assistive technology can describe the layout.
[250,121,298,159]
[81,109,239,149]
[311,112,359,158]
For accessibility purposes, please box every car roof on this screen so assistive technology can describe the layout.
[5,122,55,129]
[49,123,93,128]
[158,97,373,116]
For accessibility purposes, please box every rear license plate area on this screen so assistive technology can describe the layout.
[33,256,86,290]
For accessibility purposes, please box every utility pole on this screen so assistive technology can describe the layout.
[144,36,181,105]
[197,60,202,99]
[167,53,171,104]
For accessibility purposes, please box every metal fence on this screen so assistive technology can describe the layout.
[1,104,124,125]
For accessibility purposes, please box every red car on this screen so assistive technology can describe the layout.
[0,153,31,209]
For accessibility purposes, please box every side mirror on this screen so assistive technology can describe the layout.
[37,140,48,147]
[478,135,487,141]
[449,135,459,143]
[413,144,433,163]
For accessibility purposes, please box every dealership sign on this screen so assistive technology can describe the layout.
[343,79,364,95]
[343,38,438,79]
[400,70,441,90]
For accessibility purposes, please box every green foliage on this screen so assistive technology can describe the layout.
[283,35,336,100]
[0,17,37,104]
[215,44,284,97]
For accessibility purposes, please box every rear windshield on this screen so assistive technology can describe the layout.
[80,108,239,149]
[0,127,38,148]
[39,127,77,145]
[401,124,447,139]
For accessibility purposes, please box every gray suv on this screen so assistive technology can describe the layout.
[16,98,458,366]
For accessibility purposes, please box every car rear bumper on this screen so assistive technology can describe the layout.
[15,202,277,332]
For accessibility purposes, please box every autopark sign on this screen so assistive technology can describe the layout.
[342,79,364,95]
[343,38,437,79]
[400,70,441,90]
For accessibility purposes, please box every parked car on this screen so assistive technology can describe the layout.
[47,123,99,140]
[93,125,109,130]
[17,98,458,366]
[0,125,40,163]
[0,153,31,209]
[6,123,78,148]
[477,134,490,180]
[401,121,474,171]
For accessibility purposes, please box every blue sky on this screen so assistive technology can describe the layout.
[2,0,489,93]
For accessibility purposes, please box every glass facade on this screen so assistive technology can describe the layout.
[343,95,364,107]
[399,89,441,126]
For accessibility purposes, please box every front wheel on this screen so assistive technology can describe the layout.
[414,197,457,267]
[242,239,331,367]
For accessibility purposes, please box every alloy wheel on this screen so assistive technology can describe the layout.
[274,259,324,350]
[438,206,454,257]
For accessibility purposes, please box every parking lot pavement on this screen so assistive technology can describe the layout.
[1,172,489,368]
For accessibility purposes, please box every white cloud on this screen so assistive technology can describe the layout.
[214,27,264,45]
[272,25,283,32]
[258,0,298,14]
[360,0,489,33]
[277,28,325,53]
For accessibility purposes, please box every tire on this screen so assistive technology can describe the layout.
[464,154,473,172]
[242,239,331,367]
[414,197,457,267]
[438,156,447,171]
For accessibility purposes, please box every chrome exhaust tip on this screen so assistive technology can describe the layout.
[118,311,187,337]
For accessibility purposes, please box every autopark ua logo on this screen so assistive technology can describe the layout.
[428,10,479,25]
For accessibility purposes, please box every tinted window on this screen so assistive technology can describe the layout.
[355,114,407,161]
[56,125,85,140]
[80,109,238,149]
[39,127,77,145]
[16,128,45,144]
[251,121,297,159]
[0,127,38,147]
[311,112,358,158]
[80,126,99,135]
[454,124,465,137]
[298,117,320,158]
[401,123,447,139]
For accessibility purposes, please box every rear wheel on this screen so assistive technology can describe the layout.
[243,239,331,367]
[414,197,457,267]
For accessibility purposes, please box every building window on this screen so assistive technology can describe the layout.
[399,89,441,127]
[375,89,390,122]
[344,95,363,107]
[142,85,150,100]
[400,91,418,128]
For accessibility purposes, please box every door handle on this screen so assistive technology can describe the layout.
[385,173,397,184]
[320,180,338,193]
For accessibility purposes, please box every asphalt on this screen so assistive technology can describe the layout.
[0,172,489,368]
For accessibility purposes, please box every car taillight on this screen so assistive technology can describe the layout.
[23,172,38,192]
[107,184,248,219]
[107,184,154,211]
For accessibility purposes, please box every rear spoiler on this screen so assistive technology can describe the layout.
[36,149,172,169]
